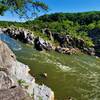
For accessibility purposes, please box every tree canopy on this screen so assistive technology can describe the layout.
[23,11,100,47]
[0,0,48,18]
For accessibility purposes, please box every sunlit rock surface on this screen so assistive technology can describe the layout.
[0,40,54,100]
[0,86,31,100]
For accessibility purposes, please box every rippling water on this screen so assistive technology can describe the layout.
[1,33,100,100]
[15,46,100,100]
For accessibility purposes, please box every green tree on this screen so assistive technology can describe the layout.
[88,22,96,30]
[0,0,48,18]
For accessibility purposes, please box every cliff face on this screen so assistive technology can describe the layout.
[0,40,54,100]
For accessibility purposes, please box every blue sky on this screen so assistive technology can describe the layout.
[0,0,100,22]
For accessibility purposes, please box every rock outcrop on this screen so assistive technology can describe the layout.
[42,28,54,41]
[0,40,54,100]
[34,37,52,51]
[55,46,78,55]
[2,28,34,44]
[43,29,95,55]
[88,28,100,57]
[1,27,95,56]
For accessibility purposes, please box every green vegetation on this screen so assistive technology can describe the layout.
[0,11,100,48]
[18,79,29,89]
[0,21,22,27]
[0,0,48,18]
[24,11,100,47]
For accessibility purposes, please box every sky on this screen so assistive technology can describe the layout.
[0,0,100,22]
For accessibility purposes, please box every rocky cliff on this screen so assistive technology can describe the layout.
[2,27,95,56]
[0,40,54,100]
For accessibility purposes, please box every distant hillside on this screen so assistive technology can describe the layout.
[0,21,22,27]
[35,11,100,25]
[0,11,100,56]
[28,11,100,56]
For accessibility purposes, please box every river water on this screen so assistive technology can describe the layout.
[0,33,100,100]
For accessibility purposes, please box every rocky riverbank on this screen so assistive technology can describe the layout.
[1,27,95,56]
[0,40,54,100]
[2,28,34,44]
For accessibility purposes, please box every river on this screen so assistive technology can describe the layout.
[0,33,100,100]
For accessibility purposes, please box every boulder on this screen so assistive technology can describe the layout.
[40,73,48,78]
[52,32,95,55]
[34,37,52,51]
[42,28,54,41]
[52,33,86,48]
[83,47,95,56]
[0,40,54,100]
[3,28,34,44]
[55,47,72,55]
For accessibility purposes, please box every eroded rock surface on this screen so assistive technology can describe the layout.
[0,40,54,100]
[2,28,34,44]
[1,27,95,55]
[34,37,52,51]
[0,71,32,100]
[0,87,31,100]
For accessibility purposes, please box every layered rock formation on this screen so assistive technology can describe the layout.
[1,27,95,56]
[34,37,52,51]
[45,30,95,55]
[2,28,34,44]
[0,40,54,100]
[2,28,53,51]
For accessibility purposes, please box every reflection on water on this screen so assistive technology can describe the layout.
[0,33,22,51]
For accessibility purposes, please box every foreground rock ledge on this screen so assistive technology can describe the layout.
[0,40,54,100]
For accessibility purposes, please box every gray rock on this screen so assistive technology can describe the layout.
[0,87,32,100]
[0,40,54,100]
[3,28,34,44]
[34,37,52,51]
[42,28,54,41]
[0,71,16,90]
